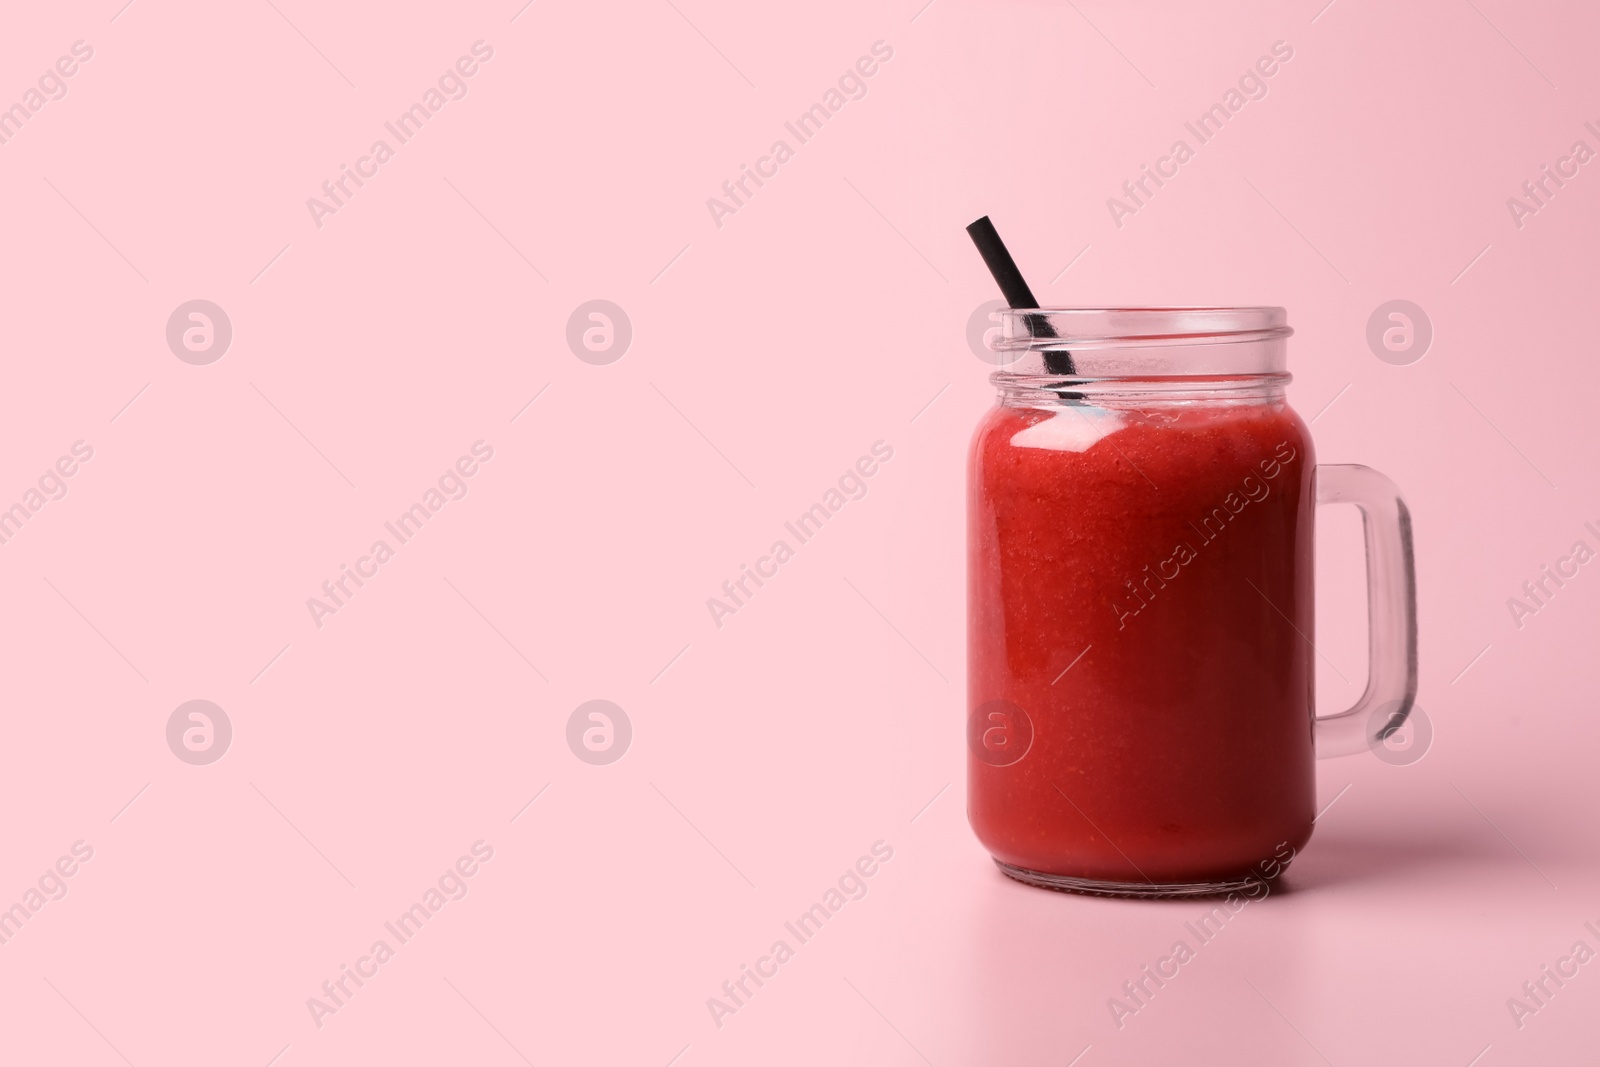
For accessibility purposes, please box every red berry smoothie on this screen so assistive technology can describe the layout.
[967,396,1316,887]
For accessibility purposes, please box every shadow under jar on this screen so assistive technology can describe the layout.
[966,308,1416,897]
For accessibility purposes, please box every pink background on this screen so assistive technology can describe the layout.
[2,0,1598,1063]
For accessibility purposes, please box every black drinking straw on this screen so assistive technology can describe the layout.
[965,216,1075,376]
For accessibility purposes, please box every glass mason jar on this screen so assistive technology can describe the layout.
[966,308,1417,897]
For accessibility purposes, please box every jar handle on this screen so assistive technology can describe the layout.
[1313,464,1419,758]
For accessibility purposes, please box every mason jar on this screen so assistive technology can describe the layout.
[966,307,1417,896]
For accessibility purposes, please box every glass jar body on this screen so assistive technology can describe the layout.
[967,383,1317,891]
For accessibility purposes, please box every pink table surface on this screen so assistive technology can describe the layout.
[1,1,1597,1064]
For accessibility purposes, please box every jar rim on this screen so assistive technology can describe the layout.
[995,306,1292,351]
